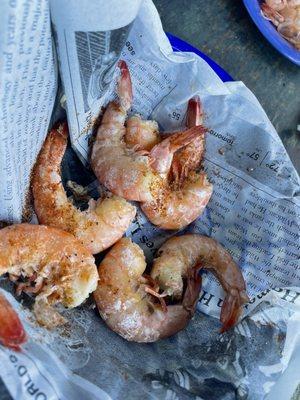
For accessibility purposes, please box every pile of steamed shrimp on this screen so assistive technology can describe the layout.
[91,60,213,230]
[0,114,136,349]
[0,60,249,350]
[261,0,300,49]
[94,235,249,342]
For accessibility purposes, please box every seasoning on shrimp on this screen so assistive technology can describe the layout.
[126,116,160,151]
[32,122,136,254]
[0,224,98,328]
[91,60,212,230]
[94,234,248,342]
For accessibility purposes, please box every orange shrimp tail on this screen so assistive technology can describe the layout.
[168,126,207,152]
[46,121,68,143]
[219,291,243,333]
[182,265,202,312]
[117,60,132,111]
[149,126,207,174]
[0,293,27,351]
[186,96,203,128]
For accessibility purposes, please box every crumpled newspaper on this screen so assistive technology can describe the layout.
[0,0,299,399]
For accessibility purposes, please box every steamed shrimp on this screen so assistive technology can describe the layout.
[91,60,212,230]
[32,122,136,254]
[0,293,27,350]
[0,224,98,328]
[94,237,201,342]
[124,96,205,183]
[151,235,249,332]
[139,96,211,229]
[94,234,248,342]
[262,0,300,49]
[91,61,201,203]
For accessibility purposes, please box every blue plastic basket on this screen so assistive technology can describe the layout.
[243,0,300,66]
[167,32,234,82]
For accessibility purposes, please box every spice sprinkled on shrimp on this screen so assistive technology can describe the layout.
[0,224,98,328]
[94,234,248,342]
[91,61,212,230]
[32,122,136,254]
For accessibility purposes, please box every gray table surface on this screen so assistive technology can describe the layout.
[1,1,299,399]
[154,0,299,172]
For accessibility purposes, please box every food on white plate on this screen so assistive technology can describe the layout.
[0,224,98,329]
[94,234,249,342]
[0,293,27,351]
[32,122,136,254]
[91,60,213,230]
[261,0,300,49]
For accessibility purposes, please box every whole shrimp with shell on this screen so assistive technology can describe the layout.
[94,234,248,342]
[0,224,98,329]
[127,95,209,228]
[32,122,136,255]
[91,61,212,230]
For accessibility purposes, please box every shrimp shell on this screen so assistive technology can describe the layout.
[0,224,98,328]
[141,173,212,230]
[91,61,212,230]
[94,234,248,341]
[32,123,136,254]
[126,115,160,151]
[94,237,201,342]
[151,234,249,332]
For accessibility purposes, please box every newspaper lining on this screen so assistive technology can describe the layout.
[0,0,57,222]
[0,0,299,399]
